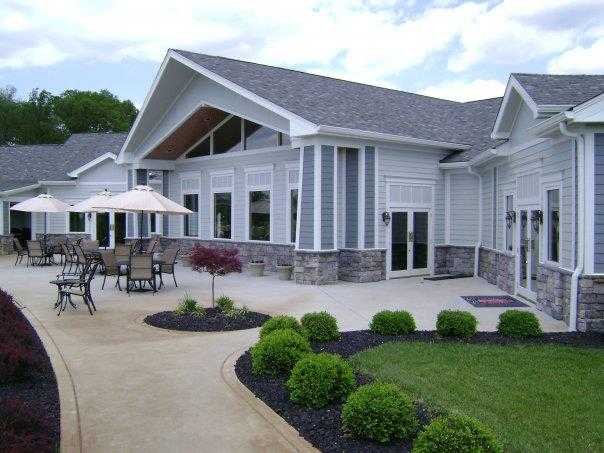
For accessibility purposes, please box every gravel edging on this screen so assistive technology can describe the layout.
[235,329,604,453]
[144,308,271,332]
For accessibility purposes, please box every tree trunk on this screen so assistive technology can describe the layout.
[211,275,215,307]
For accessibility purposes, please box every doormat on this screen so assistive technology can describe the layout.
[461,295,528,308]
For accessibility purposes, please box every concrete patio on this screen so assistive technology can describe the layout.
[0,255,566,452]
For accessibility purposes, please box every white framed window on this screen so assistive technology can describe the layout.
[503,193,514,252]
[147,170,163,235]
[181,173,200,237]
[546,188,560,263]
[210,169,234,240]
[68,211,86,233]
[245,165,273,241]
[286,163,299,244]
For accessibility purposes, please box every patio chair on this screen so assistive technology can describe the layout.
[73,244,89,271]
[59,262,99,315]
[12,237,27,265]
[59,242,79,275]
[100,251,125,291]
[130,239,142,255]
[26,240,51,266]
[154,247,179,289]
[126,254,157,294]
[141,236,160,255]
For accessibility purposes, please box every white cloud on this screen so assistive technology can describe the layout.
[548,37,604,73]
[0,40,67,68]
[420,78,506,102]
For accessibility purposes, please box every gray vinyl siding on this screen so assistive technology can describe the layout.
[162,170,170,234]
[345,149,358,248]
[364,146,376,248]
[2,201,9,235]
[168,169,181,237]
[450,171,479,245]
[337,149,346,248]
[299,146,315,249]
[594,133,604,272]
[127,170,134,237]
[481,168,494,248]
[321,145,335,249]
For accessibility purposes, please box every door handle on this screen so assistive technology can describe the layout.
[408,231,414,242]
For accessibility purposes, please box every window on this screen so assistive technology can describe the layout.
[547,189,560,262]
[214,193,231,239]
[213,117,242,154]
[244,120,278,149]
[69,212,85,232]
[279,133,290,146]
[183,194,199,237]
[186,137,210,158]
[249,191,270,241]
[290,189,298,243]
[150,213,156,234]
[505,195,514,251]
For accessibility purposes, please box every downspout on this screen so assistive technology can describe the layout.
[468,166,482,276]
[560,122,584,332]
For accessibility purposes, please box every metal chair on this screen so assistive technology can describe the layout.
[12,237,27,265]
[58,262,99,315]
[115,244,132,263]
[59,242,79,275]
[155,247,179,289]
[142,236,160,255]
[100,251,125,290]
[126,254,157,294]
[26,240,51,266]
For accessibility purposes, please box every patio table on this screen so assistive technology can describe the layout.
[116,257,164,292]
[49,277,79,312]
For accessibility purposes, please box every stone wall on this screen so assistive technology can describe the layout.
[478,247,515,294]
[294,250,338,285]
[577,275,604,332]
[536,262,572,323]
[434,245,475,275]
[0,235,13,256]
[338,248,386,283]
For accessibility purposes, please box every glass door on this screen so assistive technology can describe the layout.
[96,212,110,248]
[517,208,539,300]
[389,210,430,278]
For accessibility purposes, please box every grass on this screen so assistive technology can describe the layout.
[350,341,604,452]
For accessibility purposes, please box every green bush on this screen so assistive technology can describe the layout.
[174,293,204,317]
[497,310,542,337]
[250,328,311,376]
[215,295,235,313]
[436,310,477,338]
[342,383,418,444]
[370,310,416,335]
[259,315,304,339]
[286,353,355,408]
[300,311,340,342]
[413,414,503,453]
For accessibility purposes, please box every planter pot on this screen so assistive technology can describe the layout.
[249,262,265,277]
[276,265,293,281]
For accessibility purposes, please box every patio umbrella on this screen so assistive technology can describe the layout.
[68,189,118,213]
[92,185,192,237]
[10,193,69,235]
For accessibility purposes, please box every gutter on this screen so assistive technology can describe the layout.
[467,165,482,277]
[559,122,583,332]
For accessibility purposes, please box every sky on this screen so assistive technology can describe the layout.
[1,0,603,107]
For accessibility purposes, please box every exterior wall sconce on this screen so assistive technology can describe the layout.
[382,211,391,226]
[531,210,543,232]
[505,211,516,228]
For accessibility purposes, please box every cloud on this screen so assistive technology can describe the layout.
[547,37,604,73]
[420,78,506,102]
[0,40,67,68]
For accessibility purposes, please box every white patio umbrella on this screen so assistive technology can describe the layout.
[10,193,69,235]
[68,189,117,213]
[92,185,192,237]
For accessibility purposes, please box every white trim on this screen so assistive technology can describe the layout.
[180,172,201,238]
[492,76,539,139]
[179,114,233,159]
[584,132,595,273]
[244,164,274,242]
[285,163,300,245]
[444,172,451,244]
[502,191,515,254]
[210,168,234,240]
[358,146,366,248]
[333,146,338,251]
[0,183,41,196]
[374,146,379,249]
[543,183,562,265]
[313,145,321,249]
[295,148,303,249]
[67,152,117,177]
[180,144,292,164]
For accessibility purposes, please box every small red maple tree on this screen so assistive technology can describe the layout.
[188,245,242,307]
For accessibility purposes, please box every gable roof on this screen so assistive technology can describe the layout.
[512,73,604,107]
[0,133,127,193]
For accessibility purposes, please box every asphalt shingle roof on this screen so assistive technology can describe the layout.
[513,73,604,107]
[0,133,127,192]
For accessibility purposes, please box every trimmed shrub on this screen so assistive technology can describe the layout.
[370,310,416,335]
[215,295,235,313]
[259,315,304,339]
[342,383,418,444]
[300,311,340,342]
[436,310,477,338]
[286,353,355,408]
[174,293,204,317]
[0,398,55,451]
[413,414,503,453]
[497,310,542,337]
[251,328,311,376]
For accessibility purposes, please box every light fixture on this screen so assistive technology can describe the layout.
[531,210,543,232]
[382,211,391,226]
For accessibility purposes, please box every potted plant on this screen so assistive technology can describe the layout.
[249,260,266,277]
[276,262,293,281]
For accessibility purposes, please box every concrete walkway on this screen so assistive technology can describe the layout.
[0,256,566,452]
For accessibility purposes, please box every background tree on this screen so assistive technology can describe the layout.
[189,246,242,307]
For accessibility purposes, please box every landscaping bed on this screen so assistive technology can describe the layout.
[144,308,270,332]
[236,328,604,452]
[0,288,60,452]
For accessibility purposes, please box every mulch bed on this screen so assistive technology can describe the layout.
[235,329,604,453]
[0,292,60,452]
[144,308,271,332]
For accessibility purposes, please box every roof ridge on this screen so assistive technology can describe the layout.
[512,72,604,77]
[173,49,467,105]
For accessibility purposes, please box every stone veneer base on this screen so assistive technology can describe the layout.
[294,250,339,285]
[478,247,515,295]
[338,248,386,283]
[434,245,475,275]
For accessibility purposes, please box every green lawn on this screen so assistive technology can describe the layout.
[350,341,604,452]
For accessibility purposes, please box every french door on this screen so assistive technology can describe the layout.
[517,208,540,300]
[389,210,430,278]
